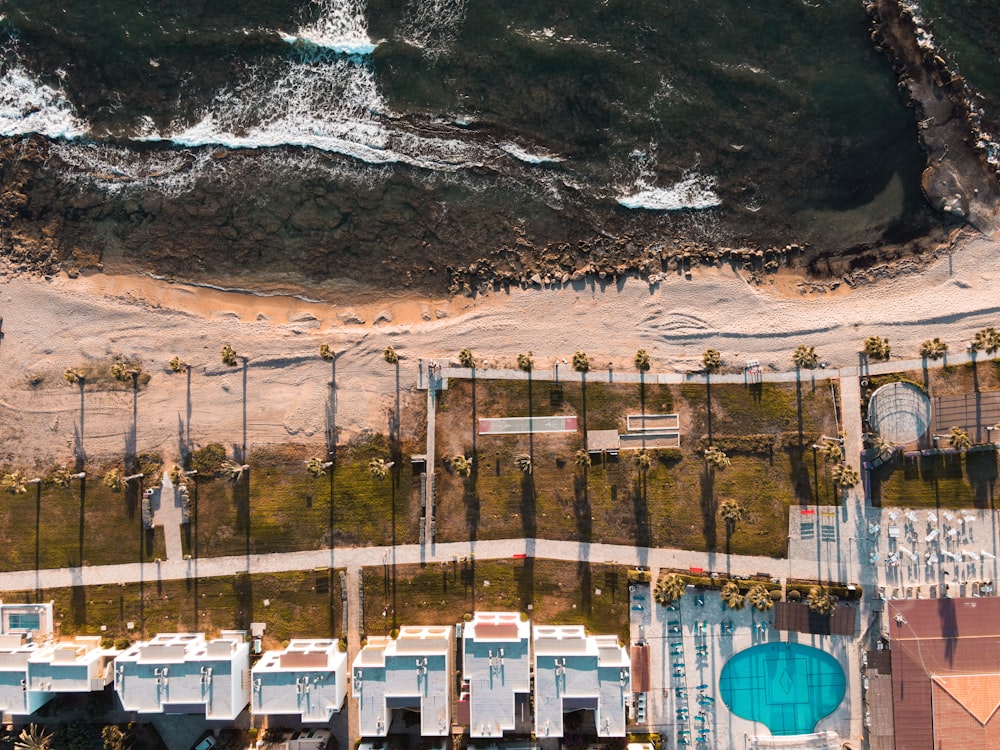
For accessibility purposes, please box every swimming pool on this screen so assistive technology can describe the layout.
[719,642,845,736]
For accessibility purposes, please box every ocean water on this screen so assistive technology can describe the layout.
[0,0,995,290]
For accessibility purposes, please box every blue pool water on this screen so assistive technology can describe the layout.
[719,642,845,736]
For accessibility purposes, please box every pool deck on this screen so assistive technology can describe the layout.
[630,577,860,748]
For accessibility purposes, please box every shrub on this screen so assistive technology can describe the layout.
[220,343,239,367]
[190,443,227,477]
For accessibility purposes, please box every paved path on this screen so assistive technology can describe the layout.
[154,472,185,561]
[3,539,806,593]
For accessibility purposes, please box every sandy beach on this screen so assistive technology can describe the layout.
[1,233,999,469]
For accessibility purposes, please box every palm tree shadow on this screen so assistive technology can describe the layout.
[74,380,86,469]
[578,562,592,615]
[233,572,253,631]
[464,460,480,541]
[632,471,650,547]
[700,464,718,551]
[517,555,535,611]
[520,473,537,538]
[573,471,592,542]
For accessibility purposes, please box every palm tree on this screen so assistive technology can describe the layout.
[101,724,131,750]
[306,457,330,478]
[515,454,532,474]
[634,349,651,372]
[369,457,392,481]
[221,459,249,483]
[863,336,891,362]
[919,338,948,360]
[702,348,722,372]
[1,472,28,495]
[719,499,743,532]
[319,344,334,362]
[64,369,82,385]
[48,468,72,487]
[458,348,475,368]
[872,434,894,458]
[168,356,188,373]
[517,352,533,372]
[831,463,860,490]
[807,585,836,615]
[949,426,972,451]
[220,343,239,367]
[103,469,124,493]
[574,449,591,470]
[15,724,52,750]
[383,346,399,365]
[450,455,472,478]
[634,450,652,472]
[654,572,687,606]
[110,357,137,383]
[792,345,819,370]
[720,580,745,610]
[747,584,775,612]
[972,327,1000,356]
[572,351,590,373]
[820,441,843,464]
[704,446,730,470]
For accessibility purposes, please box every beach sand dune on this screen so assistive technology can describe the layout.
[1,235,999,467]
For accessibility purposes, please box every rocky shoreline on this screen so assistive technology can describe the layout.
[0,0,997,300]
[866,0,1000,231]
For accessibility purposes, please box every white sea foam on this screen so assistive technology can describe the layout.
[398,0,466,57]
[283,0,377,55]
[138,55,485,172]
[499,141,561,164]
[47,143,212,195]
[617,174,721,211]
[0,43,87,139]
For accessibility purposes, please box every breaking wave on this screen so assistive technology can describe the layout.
[0,40,87,139]
[617,174,721,211]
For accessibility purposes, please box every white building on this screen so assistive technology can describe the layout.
[461,612,531,738]
[114,632,249,720]
[533,625,630,738]
[352,625,452,737]
[251,639,347,723]
[0,634,115,719]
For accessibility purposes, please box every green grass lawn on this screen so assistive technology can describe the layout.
[3,569,343,649]
[434,377,839,556]
[362,559,629,641]
[185,438,419,558]
[871,448,998,509]
[0,464,167,572]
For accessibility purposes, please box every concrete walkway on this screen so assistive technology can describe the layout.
[154,472,185,561]
[2,538,808,593]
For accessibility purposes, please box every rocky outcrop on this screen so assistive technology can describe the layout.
[866,0,1000,233]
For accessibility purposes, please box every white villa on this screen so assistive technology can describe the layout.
[114,632,250,720]
[0,634,115,719]
[533,625,630,738]
[352,625,453,738]
[252,639,347,723]
[461,612,531,738]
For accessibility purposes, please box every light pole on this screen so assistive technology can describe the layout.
[27,478,42,601]
[183,468,199,625]
[125,472,145,637]
[183,470,199,561]
[811,445,820,505]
